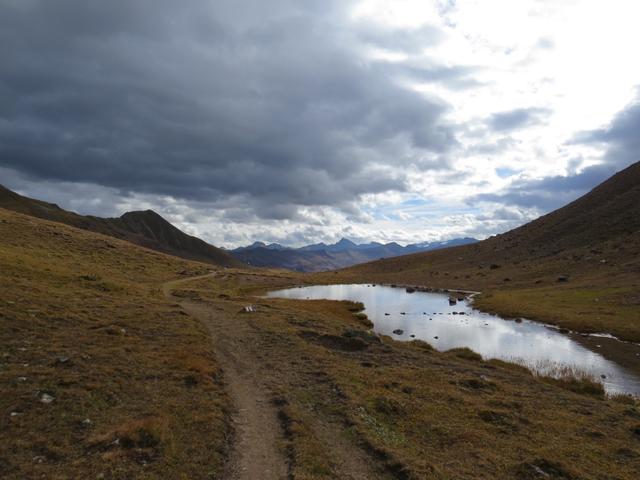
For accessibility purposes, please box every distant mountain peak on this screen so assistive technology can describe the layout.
[230,236,480,272]
[336,237,355,245]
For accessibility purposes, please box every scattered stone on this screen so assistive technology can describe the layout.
[40,393,55,404]
[489,264,501,270]
[530,465,550,478]
[392,329,404,335]
[405,287,416,293]
[53,356,71,367]
[557,275,570,283]
[449,297,457,306]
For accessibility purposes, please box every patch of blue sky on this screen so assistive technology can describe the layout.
[495,167,520,179]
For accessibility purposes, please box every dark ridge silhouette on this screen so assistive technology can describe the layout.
[0,185,243,267]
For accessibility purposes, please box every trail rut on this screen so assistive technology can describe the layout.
[164,274,288,480]
[162,273,394,480]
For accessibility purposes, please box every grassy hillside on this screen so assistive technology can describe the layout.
[0,208,230,479]
[0,185,243,267]
[320,162,640,341]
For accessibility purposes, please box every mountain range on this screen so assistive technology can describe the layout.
[230,237,478,272]
[0,184,476,273]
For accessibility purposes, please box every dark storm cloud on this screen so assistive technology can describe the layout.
[487,107,551,132]
[472,163,615,211]
[575,90,640,168]
[0,0,466,218]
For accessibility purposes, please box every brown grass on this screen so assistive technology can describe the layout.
[0,209,230,479]
[182,270,640,479]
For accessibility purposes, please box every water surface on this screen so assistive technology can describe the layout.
[267,284,640,396]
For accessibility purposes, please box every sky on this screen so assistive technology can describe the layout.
[1,0,639,248]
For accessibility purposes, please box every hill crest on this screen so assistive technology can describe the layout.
[0,185,242,267]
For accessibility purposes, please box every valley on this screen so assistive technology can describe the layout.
[3,3,639,478]
[1,162,639,479]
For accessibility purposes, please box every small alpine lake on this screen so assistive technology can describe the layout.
[267,283,640,396]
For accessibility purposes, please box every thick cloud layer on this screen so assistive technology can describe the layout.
[1,1,638,247]
[0,0,469,218]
